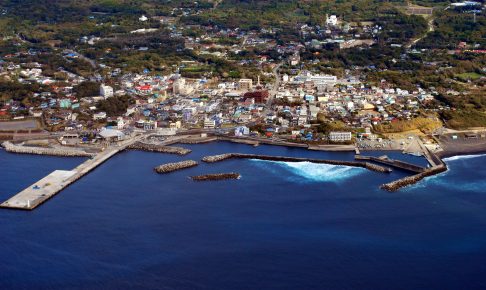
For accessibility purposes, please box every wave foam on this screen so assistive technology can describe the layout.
[443,153,486,162]
[251,160,365,182]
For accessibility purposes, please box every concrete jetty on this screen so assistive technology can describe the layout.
[0,136,144,210]
[0,170,76,209]
[202,153,392,173]
[355,155,425,173]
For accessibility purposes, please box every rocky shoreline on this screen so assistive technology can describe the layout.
[201,153,392,173]
[1,141,94,157]
[128,142,191,155]
[190,173,241,181]
[154,160,198,173]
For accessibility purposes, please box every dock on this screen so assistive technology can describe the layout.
[355,155,426,173]
[0,136,144,210]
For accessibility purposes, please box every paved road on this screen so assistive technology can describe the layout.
[265,62,283,116]
[407,17,434,48]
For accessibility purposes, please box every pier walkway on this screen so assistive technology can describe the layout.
[0,135,144,210]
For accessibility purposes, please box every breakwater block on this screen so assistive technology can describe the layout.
[381,164,448,192]
[154,160,198,173]
[2,141,94,157]
[128,142,191,155]
[190,173,241,181]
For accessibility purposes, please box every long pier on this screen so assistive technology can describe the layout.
[0,136,144,210]
[354,155,426,173]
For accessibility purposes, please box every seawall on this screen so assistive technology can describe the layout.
[2,141,94,157]
[179,137,218,144]
[355,155,425,173]
[202,153,392,173]
[128,142,191,155]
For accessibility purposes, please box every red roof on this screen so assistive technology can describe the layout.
[137,85,152,91]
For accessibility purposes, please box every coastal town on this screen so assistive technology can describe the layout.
[0,0,485,209]
[1,2,486,289]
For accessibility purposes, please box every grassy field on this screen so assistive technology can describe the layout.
[455,72,484,81]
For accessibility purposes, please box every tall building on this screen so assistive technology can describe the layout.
[204,118,216,129]
[100,84,114,99]
[238,79,253,91]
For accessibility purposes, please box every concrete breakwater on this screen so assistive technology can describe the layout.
[2,141,94,157]
[154,160,198,173]
[1,135,147,210]
[355,155,425,173]
[202,153,392,173]
[202,153,234,162]
[128,142,191,155]
[190,173,241,181]
[381,164,448,192]
[0,145,125,210]
[364,162,393,173]
[179,137,218,144]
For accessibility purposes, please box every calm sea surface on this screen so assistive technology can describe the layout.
[0,142,485,289]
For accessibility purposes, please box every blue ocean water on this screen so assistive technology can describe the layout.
[0,143,485,289]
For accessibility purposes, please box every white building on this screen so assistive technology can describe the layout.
[204,119,216,129]
[235,126,250,136]
[117,117,126,129]
[139,15,148,22]
[282,74,289,82]
[326,15,338,26]
[289,54,300,66]
[99,128,125,141]
[329,131,352,142]
[100,85,114,99]
[93,112,107,120]
[173,78,196,95]
[295,72,337,86]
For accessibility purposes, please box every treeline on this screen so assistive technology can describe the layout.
[97,95,134,117]
[418,9,486,49]
[0,81,40,102]
[73,82,100,98]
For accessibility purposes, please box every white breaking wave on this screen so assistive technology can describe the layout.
[251,160,365,182]
[443,153,486,162]
[409,175,486,193]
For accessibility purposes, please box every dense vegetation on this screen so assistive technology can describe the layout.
[97,95,134,117]
[73,82,101,98]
